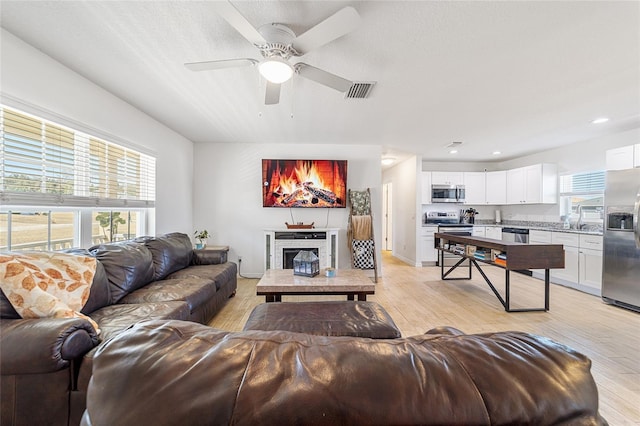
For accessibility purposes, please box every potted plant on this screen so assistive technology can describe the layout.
[194,229,210,249]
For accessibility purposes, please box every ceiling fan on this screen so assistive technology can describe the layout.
[185,1,361,105]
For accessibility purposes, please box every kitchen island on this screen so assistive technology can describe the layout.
[435,233,565,312]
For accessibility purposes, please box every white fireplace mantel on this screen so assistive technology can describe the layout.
[264,228,339,270]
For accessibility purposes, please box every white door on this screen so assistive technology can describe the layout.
[382,182,393,251]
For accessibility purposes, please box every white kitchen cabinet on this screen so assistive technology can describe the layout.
[506,164,557,204]
[530,230,553,279]
[485,226,502,240]
[578,234,603,292]
[421,171,432,204]
[635,144,640,168]
[606,145,634,170]
[420,226,438,263]
[472,226,486,237]
[579,248,603,291]
[463,172,486,204]
[529,230,552,244]
[506,167,525,204]
[431,171,464,185]
[550,232,580,284]
[550,232,602,295]
[485,171,507,204]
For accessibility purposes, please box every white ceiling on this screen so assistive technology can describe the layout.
[1,1,639,163]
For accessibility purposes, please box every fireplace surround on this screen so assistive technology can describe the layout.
[264,228,339,270]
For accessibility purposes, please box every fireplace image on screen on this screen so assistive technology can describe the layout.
[262,159,347,208]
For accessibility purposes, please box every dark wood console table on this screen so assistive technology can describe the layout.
[434,233,565,312]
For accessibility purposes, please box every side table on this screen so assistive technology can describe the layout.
[193,245,229,264]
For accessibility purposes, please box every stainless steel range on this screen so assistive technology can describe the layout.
[425,211,473,266]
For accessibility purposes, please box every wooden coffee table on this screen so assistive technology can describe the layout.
[256,269,375,302]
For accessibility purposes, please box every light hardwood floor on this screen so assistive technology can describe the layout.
[210,251,640,424]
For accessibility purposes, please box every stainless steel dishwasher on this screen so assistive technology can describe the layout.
[501,227,529,243]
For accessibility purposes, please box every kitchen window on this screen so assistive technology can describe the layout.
[0,105,155,249]
[559,171,605,227]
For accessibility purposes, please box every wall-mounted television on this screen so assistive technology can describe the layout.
[262,159,347,208]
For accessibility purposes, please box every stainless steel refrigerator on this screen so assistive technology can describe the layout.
[602,168,640,311]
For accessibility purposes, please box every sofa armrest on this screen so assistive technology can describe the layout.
[192,249,227,265]
[0,318,99,375]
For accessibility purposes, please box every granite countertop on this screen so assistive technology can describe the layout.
[474,221,603,236]
[422,221,603,236]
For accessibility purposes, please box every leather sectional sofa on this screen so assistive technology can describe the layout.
[81,320,607,425]
[0,232,237,426]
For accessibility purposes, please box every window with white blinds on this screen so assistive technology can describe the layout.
[559,171,606,195]
[0,106,155,207]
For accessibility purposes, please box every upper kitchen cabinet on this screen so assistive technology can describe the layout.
[463,172,486,204]
[606,145,635,170]
[421,171,432,204]
[485,171,507,204]
[506,164,557,204]
[636,144,640,167]
[431,171,464,185]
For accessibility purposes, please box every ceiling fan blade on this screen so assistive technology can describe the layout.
[212,1,266,46]
[265,81,281,105]
[295,63,352,92]
[185,58,257,72]
[292,6,360,55]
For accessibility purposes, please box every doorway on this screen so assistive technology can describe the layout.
[382,182,393,251]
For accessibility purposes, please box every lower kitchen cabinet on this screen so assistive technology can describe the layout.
[578,234,603,292]
[485,226,502,240]
[579,248,603,290]
[550,232,602,295]
[472,226,486,237]
[420,226,438,264]
[552,244,580,283]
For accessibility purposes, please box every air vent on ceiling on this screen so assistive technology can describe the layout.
[446,141,463,148]
[344,82,376,99]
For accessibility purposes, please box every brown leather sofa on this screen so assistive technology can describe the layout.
[81,320,607,426]
[0,232,237,426]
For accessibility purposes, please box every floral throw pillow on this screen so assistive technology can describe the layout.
[0,252,100,334]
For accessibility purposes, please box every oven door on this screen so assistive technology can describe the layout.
[432,185,459,203]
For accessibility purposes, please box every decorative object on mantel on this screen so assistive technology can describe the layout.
[293,250,320,277]
[193,229,210,249]
[285,222,315,229]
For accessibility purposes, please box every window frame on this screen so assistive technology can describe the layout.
[1,104,156,250]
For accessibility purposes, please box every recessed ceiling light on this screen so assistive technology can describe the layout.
[449,149,458,154]
[381,157,396,166]
[492,151,501,155]
[591,117,609,124]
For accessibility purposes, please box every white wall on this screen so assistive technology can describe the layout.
[0,29,194,236]
[497,127,640,174]
[382,155,420,265]
[193,143,382,277]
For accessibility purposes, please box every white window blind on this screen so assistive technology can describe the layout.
[559,171,605,195]
[1,106,155,207]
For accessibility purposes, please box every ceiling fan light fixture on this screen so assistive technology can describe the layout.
[258,58,293,84]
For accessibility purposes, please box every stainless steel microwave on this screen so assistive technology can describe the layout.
[431,184,465,203]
